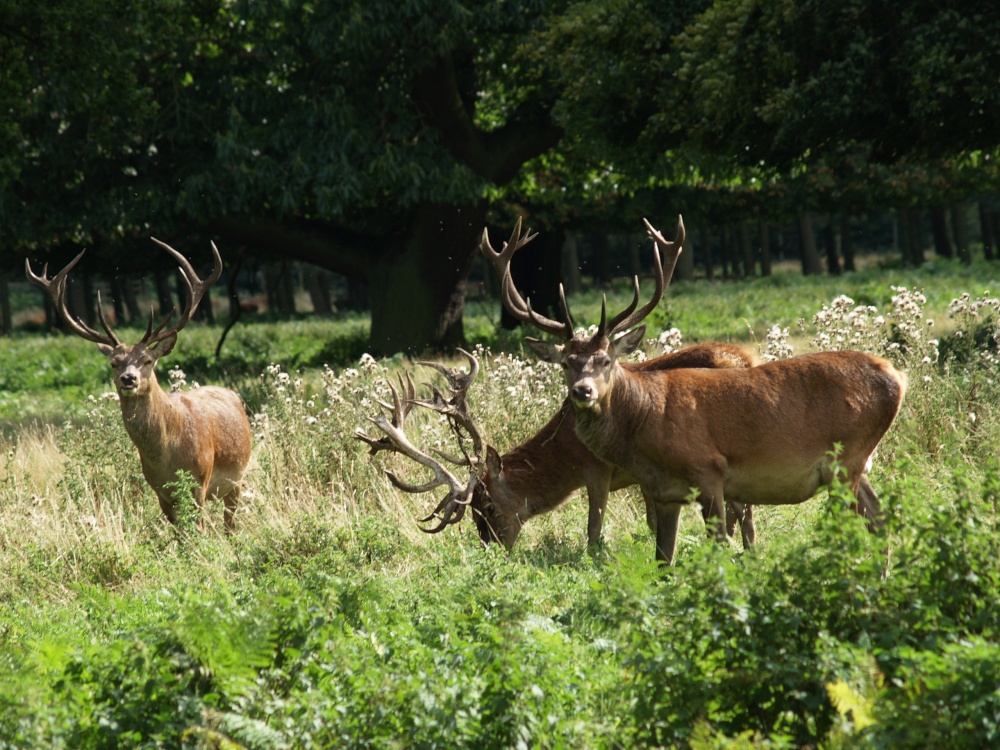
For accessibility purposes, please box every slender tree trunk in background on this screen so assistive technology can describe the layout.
[758,223,773,277]
[730,226,744,278]
[304,267,333,315]
[154,270,173,317]
[266,261,297,315]
[718,227,733,279]
[822,219,841,276]
[952,202,971,265]
[979,202,996,261]
[840,216,856,272]
[700,227,714,281]
[797,213,822,275]
[627,233,642,278]
[64,275,93,328]
[591,231,612,286]
[901,209,925,266]
[109,276,127,325]
[739,221,755,278]
[121,275,141,321]
[563,234,581,294]
[929,206,954,258]
[0,278,10,335]
[501,228,563,330]
[991,213,1000,262]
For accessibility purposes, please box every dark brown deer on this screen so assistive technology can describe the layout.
[357,347,759,549]
[482,217,907,563]
[26,240,253,532]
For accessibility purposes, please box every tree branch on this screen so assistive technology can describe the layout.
[209,216,389,281]
[413,55,563,184]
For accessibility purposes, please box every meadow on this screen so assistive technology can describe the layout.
[2,256,1000,749]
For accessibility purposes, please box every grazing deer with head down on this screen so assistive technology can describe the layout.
[26,240,253,532]
[357,346,758,549]
[482,217,907,564]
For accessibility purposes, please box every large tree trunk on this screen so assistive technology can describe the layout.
[797,213,822,275]
[368,202,486,355]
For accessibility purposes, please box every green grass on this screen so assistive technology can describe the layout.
[2,258,1000,748]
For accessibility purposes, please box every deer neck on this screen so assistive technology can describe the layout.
[498,402,587,517]
[572,366,649,467]
[118,376,183,454]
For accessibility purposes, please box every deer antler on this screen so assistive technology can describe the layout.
[599,216,685,339]
[483,215,685,343]
[356,350,486,534]
[25,250,121,346]
[480,218,576,340]
[142,238,223,347]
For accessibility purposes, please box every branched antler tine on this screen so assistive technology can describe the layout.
[146,237,224,343]
[25,250,120,346]
[367,413,466,495]
[355,373,417,455]
[457,347,479,384]
[603,276,641,336]
[482,219,572,339]
[607,215,686,337]
[418,487,474,533]
[94,291,119,343]
[557,284,576,332]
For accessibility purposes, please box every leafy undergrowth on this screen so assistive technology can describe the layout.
[2,264,1000,748]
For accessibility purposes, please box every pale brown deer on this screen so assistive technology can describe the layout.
[26,240,253,532]
[357,346,758,550]
[482,217,907,564]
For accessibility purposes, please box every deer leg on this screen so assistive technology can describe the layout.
[651,501,683,565]
[584,474,612,548]
[222,485,241,534]
[740,503,756,549]
[726,501,757,549]
[155,492,178,525]
[855,474,884,532]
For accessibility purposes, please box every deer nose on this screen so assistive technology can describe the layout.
[119,372,137,389]
[572,384,594,402]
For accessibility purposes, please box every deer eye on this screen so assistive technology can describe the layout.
[111,357,124,368]
[600,356,611,368]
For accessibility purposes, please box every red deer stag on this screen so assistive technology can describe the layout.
[357,347,758,549]
[26,240,253,532]
[482,217,907,564]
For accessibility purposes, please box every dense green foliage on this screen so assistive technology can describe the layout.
[2,263,1000,747]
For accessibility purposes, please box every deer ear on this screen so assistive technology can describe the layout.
[150,331,178,357]
[613,325,646,357]
[525,337,564,364]
[97,343,114,358]
[486,445,503,476]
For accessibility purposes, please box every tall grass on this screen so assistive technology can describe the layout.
[1,260,1000,748]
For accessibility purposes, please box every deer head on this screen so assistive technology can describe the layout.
[480,216,685,413]
[26,238,222,397]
